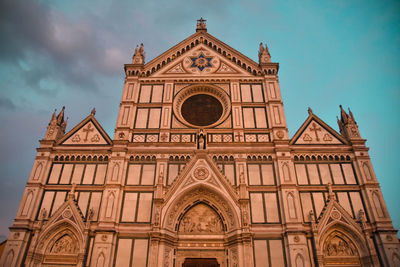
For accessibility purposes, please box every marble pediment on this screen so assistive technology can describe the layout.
[152,44,253,78]
[291,111,347,145]
[57,113,112,146]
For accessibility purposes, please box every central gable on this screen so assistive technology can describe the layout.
[151,44,254,78]
[139,30,263,78]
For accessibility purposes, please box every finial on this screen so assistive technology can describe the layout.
[91,108,96,116]
[132,43,145,64]
[327,182,336,200]
[308,107,313,115]
[258,42,271,64]
[68,183,76,200]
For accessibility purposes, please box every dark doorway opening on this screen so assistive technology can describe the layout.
[182,258,220,267]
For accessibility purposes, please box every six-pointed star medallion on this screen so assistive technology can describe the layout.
[190,53,212,71]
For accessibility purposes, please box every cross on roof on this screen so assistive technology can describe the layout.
[198,17,206,24]
[196,17,207,31]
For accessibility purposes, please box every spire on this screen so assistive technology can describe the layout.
[91,108,96,116]
[56,106,65,125]
[196,17,207,32]
[337,105,361,140]
[307,107,313,115]
[44,106,67,141]
[258,42,271,64]
[339,104,348,124]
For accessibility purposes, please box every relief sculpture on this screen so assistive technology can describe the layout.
[50,235,77,254]
[324,235,356,257]
[179,203,223,234]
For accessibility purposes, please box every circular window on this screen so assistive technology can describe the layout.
[173,84,231,128]
[181,94,223,126]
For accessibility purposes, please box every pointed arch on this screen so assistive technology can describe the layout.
[295,253,304,267]
[363,162,372,180]
[372,191,385,218]
[105,192,115,218]
[111,163,120,181]
[33,217,85,266]
[4,249,14,266]
[393,253,400,266]
[162,185,239,232]
[21,190,33,216]
[287,192,297,219]
[318,223,368,266]
[96,252,105,267]
[33,162,43,180]
[282,162,291,181]
[321,229,362,266]
[42,227,81,265]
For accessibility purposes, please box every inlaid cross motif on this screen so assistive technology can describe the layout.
[235,132,243,142]
[309,122,321,141]
[82,124,94,142]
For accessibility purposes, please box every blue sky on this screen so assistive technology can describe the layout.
[0,0,399,241]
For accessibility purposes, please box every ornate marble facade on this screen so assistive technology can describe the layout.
[1,19,400,267]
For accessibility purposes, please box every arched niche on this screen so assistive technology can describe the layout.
[295,253,304,267]
[319,224,367,267]
[39,224,83,265]
[4,249,14,266]
[163,186,239,232]
[32,162,43,180]
[21,190,33,216]
[96,252,105,267]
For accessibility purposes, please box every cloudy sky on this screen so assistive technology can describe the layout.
[0,0,399,241]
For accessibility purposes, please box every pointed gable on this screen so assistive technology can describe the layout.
[164,152,238,205]
[57,113,112,146]
[153,44,251,78]
[134,30,266,78]
[291,110,347,145]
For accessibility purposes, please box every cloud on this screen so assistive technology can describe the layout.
[0,0,130,97]
[0,97,16,110]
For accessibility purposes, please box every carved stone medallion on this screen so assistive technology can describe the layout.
[62,209,73,219]
[193,167,209,180]
[331,210,341,220]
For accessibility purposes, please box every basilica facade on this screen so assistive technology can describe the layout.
[1,19,399,267]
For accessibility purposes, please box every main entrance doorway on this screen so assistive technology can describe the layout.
[182,258,220,267]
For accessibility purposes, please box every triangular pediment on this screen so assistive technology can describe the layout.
[152,44,254,78]
[57,113,112,146]
[138,31,264,78]
[40,193,86,234]
[312,195,364,241]
[290,111,347,145]
[164,152,238,205]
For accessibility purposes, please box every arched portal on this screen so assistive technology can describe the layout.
[41,228,81,266]
[321,229,362,266]
[29,219,86,267]
[162,186,240,267]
